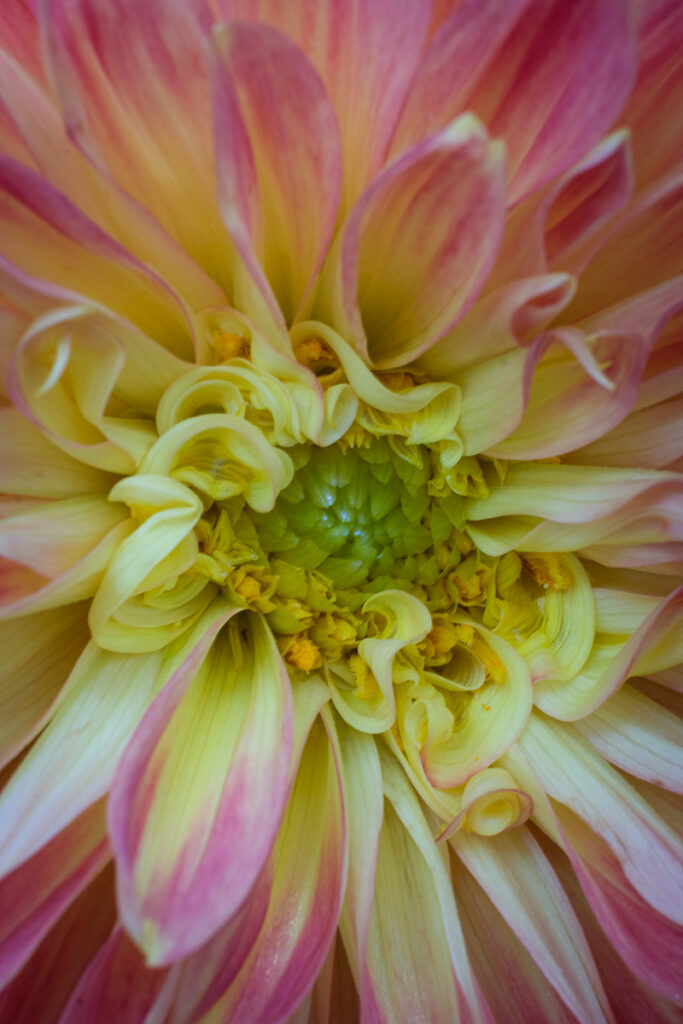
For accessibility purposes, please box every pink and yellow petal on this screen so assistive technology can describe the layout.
[109,612,293,964]
[451,826,612,1022]
[211,20,342,325]
[0,642,163,876]
[199,714,346,1023]
[0,603,89,769]
[0,800,109,987]
[315,115,506,368]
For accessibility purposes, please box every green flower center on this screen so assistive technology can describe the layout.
[252,439,434,589]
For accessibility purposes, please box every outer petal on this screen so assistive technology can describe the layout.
[574,683,683,792]
[518,714,683,924]
[211,21,342,325]
[0,156,194,355]
[450,827,613,1023]
[40,0,239,292]
[315,115,506,368]
[110,611,293,965]
[394,0,636,203]
[0,642,162,876]
[59,926,167,1024]
[201,714,346,1024]
[217,0,432,209]
[0,863,116,1024]
[0,800,109,987]
[0,603,88,768]
[366,749,486,1024]
[0,408,115,498]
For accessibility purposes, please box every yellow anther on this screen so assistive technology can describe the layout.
[294,337,338,372]
[452,623,475,647]
[215,331,250,362]
[426,621,460,657]
[450,568,489,605]
[235,575,262,602]
[285,635,322,672]
[522,553,571,591]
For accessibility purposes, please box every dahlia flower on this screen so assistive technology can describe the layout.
[0,0,682,1020]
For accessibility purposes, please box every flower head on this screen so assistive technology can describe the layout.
[0,0,682,1021]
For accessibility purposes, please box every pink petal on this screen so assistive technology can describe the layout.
[0,0,44,87]
[622,0,683,191]
[59,926,167,1024]
[110,611,293,964]
[203,714,346,1024]
[487,329,647,460]
[217,0,432,209]
[519,715,683,926]
[317,115,506,368]
[452,827,611,1022]
[449,840,605,1024]
[0,864,116,1024]
[395,0,636,204]
[418,272,576,378]
[572,396,683,469]
[564,171,683,319]
[211,20,342,325]
[0,801,109,987]
[555,805,683,1004]
[0,157,194,356]
[537,823,683,1023]
[40,0,240,292]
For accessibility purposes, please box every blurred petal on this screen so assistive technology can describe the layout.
[0,801,109,987]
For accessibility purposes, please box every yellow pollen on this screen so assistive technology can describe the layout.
[426,621,460,657]
[522,553,571,591]
[235,575,262,602]
[450,568,488,604]
[285,635,322,672]
[215,331,250,361]
[294,337,338,371]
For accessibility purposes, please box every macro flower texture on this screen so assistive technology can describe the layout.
[0,0,682,1020]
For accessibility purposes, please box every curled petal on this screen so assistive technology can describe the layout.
[329,590,431,734]
[439,767,532,841]
[402,624,532,789]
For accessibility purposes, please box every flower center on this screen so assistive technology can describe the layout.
[252,439,433,589]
